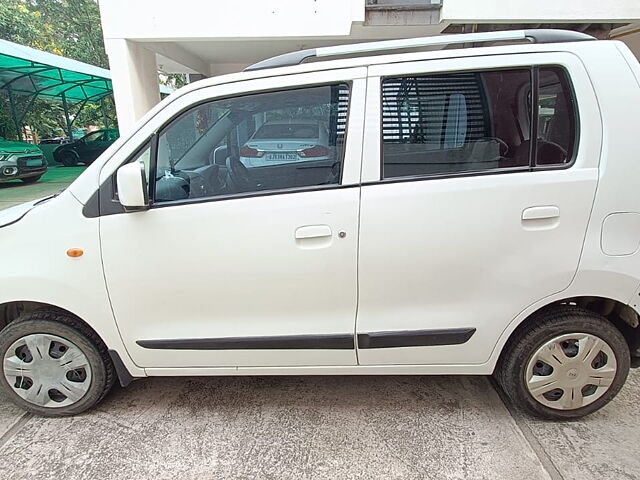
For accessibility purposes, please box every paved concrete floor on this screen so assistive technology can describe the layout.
[0,371,637,479]
[0,165,85,210]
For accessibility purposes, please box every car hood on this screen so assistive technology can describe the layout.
[0,141,42,154]
[0,197,51,229]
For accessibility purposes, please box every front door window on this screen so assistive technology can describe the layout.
[153,84,350,203]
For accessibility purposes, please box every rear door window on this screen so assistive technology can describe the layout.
[380,66,578,180]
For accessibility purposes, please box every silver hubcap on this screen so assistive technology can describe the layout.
[526,333,617,410]
[3,334,92,408]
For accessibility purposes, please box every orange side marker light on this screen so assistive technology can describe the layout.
[66,248,84,258]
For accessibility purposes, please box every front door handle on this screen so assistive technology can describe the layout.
[522,206,560,221]
[295,225,332,240]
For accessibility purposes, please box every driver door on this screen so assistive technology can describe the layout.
[99,72,366,369]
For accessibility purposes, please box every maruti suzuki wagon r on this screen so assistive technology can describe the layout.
[1,29,639,419]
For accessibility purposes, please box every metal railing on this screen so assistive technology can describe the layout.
[245,29,594,71]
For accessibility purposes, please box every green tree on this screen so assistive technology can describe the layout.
[28,0,108,68]
[0,0,44,49]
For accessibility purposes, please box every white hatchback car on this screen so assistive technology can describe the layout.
[1,29,639,419]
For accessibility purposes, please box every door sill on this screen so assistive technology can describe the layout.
[144,363,493,377]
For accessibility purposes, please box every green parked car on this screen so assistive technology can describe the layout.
[0,137,47,184]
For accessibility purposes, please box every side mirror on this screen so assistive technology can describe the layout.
[116,162,149,211]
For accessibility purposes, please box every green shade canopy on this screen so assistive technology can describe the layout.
[0,38,113,102]
[0,39,173,138]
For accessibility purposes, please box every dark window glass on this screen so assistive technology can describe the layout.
[106,130,120,142]
[83,131,105,143]
[153,84,349,203]
[382,70,532,179]
[253,124,319,140]
[536,67,576,166]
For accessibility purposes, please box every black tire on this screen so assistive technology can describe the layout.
[58,151,78,167]
[20,175,41,184]
[496,305,630,420]
[0,309,115,417]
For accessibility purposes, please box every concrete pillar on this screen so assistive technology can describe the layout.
[105,39,161,133]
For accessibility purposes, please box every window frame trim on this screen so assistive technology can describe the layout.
[377,64,580,183]
[363,164,532,188]
[529,66,540,169]
[531,64,581,171]
[150,182,359,210]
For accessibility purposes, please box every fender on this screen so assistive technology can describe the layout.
[485,272,640,371]
[0,191,145,379]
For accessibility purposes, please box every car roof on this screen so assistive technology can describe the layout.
[83,128,118,136]
[125,36,618,149]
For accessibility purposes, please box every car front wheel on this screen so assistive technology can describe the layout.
[58,151,78,167]
[0,310,115,416]
[496,305,630,420]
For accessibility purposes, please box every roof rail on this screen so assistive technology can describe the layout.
[245,29,594,72]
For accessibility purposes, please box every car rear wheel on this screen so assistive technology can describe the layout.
[20,175,41,184]
[496,305,630,420]
[0,310,115,417]
[58,151,78,167]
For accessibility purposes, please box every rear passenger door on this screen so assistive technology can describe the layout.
[356,53,602,366]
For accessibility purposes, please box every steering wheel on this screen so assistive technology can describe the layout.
[226,157,257,192]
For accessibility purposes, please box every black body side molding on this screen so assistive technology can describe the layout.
[357,328,476,349]
[137,333,355,350]
[136,329,476,351]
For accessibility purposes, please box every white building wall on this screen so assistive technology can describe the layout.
[100,0,365,41]
[442,0,640,22]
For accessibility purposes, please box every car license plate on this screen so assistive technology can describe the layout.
[266,153,297,161]
[25,159,42,167]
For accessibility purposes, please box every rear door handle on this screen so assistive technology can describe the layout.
[522,206,560,221]
[295,225,332,240]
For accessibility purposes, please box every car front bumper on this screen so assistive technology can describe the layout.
[0,154,47,182]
